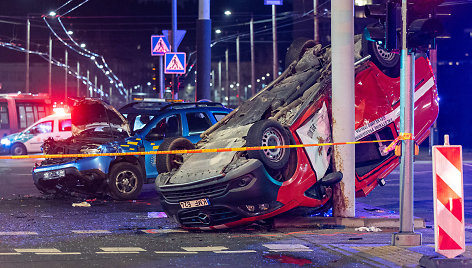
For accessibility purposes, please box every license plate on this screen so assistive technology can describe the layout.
[180,198,210,209]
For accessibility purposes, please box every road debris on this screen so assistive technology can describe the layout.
[355,226,382,232]
[72,201,91,207]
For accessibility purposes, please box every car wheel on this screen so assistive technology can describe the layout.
[246,120,291,170]
[11,143,27,155]
[107,162,143,200]
[155,137,195,174]
[363,38,400,77]
[285,37,316,69]
[34,180,58,195]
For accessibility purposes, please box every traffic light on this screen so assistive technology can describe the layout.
[406,0,443,50]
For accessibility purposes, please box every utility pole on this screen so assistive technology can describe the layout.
[196,0,211,101]
[86,70,90,97]
[313,0,320,44]
[26,18,30,93]
[76,62,80,97]
[218,60,222,103]
[271,5,278,80]
[94,75,97,98]
[48,35,52,97]
[331,0,355,218]
[225,49,229,106]
[100,84,103,99]
[392,0,421,247]
[65,49,68,101]
[236,35,241,105]
[171,0,178,99]
[250,16,256,97]
[109,87,112,105]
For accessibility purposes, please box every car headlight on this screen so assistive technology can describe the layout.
[1,138,11,146]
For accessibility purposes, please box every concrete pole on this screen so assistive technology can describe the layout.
[196,0,211,101]
[392,0,421,246]
[48,35,52,97]
[313,0,319,44]
[65,49,68,101]
[250,16,256,97]
[159,56,164,98]
[26,18,30,93]
[272,5,278,80]
[236,35,241,105]
[86,70,90,97]
[76,61,80,97]
[218,60,222,103]
[331,0,355,218]
[171,0,178,99]
[225,49,229,106]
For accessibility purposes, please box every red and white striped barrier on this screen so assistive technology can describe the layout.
[432,135,465,259]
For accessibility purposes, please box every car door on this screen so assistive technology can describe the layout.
[142,113,182,178]
[23,120,54,153]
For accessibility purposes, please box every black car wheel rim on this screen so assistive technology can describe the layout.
[261,127,285,161]
[115,170,138,194]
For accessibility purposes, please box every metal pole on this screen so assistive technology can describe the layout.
[48,35,52,97]
[313,0,319,44]
[65,49,68,101]
[392,0,421,246]
[109,87,112,105]
[211,70,215,101]
[159,56,164,98]
[225,49,229,106]
[100,84,103,99]
[272,5,278,80]
[236,35,241,105]
[196,0,211,101]
[26,18,30,93]
[218,60,222,103]
[86,70,90,97]
[250,16,256,97]
[429,47,438,155]
[76,61,80,97]
[171,0,178,99]
[331,0,355,218]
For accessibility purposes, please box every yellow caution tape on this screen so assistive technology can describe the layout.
[383,133,414,154]
[0,134,414,160]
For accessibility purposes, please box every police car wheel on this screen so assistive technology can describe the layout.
[155,137,195,174]
[107,162,143,200]
[11,143,27,155]
[246,119,291,171]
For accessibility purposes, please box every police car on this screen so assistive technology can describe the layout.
[1,111,72,155]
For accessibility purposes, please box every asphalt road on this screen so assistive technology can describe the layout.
[0,157,470,267]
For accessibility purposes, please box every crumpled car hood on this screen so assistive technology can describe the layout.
[70,98,130,137]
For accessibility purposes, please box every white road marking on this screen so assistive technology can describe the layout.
[181,246,228,252]
[15,248,61,253]
[0,253,21,255]
[154,251,198,254]
[99,247,146,252]
[141,229,188,234]
[0,232,38,235]
[72,230,111,234]
[263,244,313,252]
[35,252,81,255]
[96,251,141,254]
[214,250,257,254]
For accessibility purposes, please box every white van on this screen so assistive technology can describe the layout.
[0,112,72,155]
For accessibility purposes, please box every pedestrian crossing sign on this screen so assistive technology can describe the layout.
[151,35,170,56]
[165,52,186,74]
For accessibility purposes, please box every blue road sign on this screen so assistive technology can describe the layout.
[264,0,283,5]
[165,52,186,74]
[162,30,186,51]
[151,35,170,56]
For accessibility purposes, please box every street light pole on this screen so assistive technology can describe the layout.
[271,5,278,80]
[225,49,229,106]
[48,35,52,97]
[76,61,80,97]
[313,0,319,44]
[218,60,222,102]
[236,35,241,104]
[65,49,68,101]
[26,18,30,93]
[171,0,178,99]
[86,70,90,97]
[250,16,256,97]
[196,0,211,101]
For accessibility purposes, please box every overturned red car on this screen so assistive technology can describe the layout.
[154,36,439,229]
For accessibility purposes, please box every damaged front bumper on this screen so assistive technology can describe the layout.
[156,159,294,229]
[32,156,112,194]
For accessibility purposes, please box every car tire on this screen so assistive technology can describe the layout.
[11,143,27,155]
[362,37,400,77]
[155,137,195,174]
[246,120,291,170]
[285,37,316,69]
[107,162,143,200]
[34,180,58,195]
